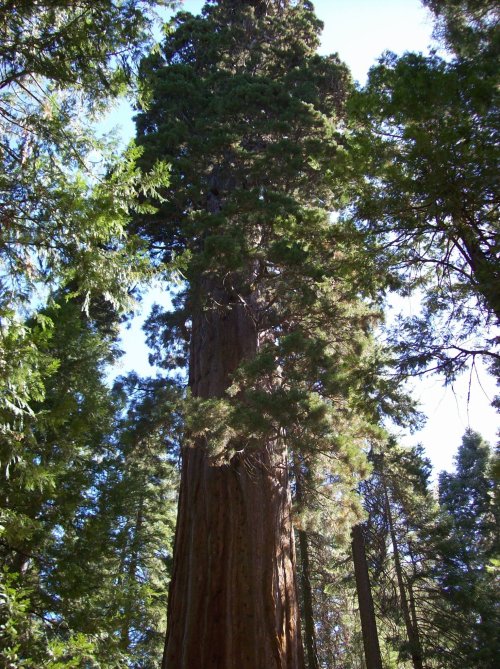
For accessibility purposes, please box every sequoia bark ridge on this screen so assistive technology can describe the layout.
[162,290,304,668]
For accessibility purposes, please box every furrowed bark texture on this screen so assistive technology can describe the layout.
[162,288,304,668]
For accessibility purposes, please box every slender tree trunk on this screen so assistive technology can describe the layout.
[294,461,319,669]
[296,529,319,669]
[407,578,421,661]
[351,523,383,669]
[162,283,304,668]
[406,541,422,663]
[382,482,424,669]
[121,496,144,651]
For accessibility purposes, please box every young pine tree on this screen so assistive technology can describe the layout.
[434,429,499,668]
[360,442,438,668]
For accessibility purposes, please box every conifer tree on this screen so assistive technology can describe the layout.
[132,1,406,665]
[349,0,499,382]
[0,0,172,469]
[360,441,440,668]
[75,373,181,668]
[0,0,174,314]
[0,306,181,667]
[0,4,177,658]
[433,429,499,668]
[296,528,364,669]
[351,522,383,669]
[0,294,122,666]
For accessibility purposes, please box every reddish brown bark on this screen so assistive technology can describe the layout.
[162,287,304,668]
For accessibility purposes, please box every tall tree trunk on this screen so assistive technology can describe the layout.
[351,523,383,669]
[382,481,423,669]
[162,284,304,668]
[293,463,319,669]
[406,540,422,663]
[297,529,319,669]
[121,496,144,651]
[407,578,421,662]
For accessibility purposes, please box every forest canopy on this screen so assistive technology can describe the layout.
[0,1,498,667]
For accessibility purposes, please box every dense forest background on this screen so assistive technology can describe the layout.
[0,1,498,667]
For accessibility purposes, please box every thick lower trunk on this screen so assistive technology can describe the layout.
[351,524,383,669]
[163,445,302,668]
[163,287,304,668]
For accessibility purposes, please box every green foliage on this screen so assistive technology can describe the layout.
[133,1,417,505]
[0,294,119,666]
[0,569,33,668]
[0,0,176,312]
[360,441,438,667]
[0,313,56,469]
[4,2,497,667]
[299,536,365,669]
[57,373,181,667]
[423,0,499,60]
[340,431,499,669]
[348,0,499,383]
[433,430,499,668]
[0,299,180,666]
[133,1,350,270]
[0,2,175,491]
[0,1,173,101]
[0,6,179,659]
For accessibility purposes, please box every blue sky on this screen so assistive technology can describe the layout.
[116,0,498,473]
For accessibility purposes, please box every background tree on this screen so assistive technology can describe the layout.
[423,0,499,61]
[0,2,177,666]
[432,429,499,668]
[348,430,500,669]
[0,300,180,666]
[290,440,436,669]
[0,0,174,310]
[0,0,173,456]
[296,528,365,669]
[0,294,121,666]
[352,441,439,668]
[348,0,499,382]
[351,522,383,669]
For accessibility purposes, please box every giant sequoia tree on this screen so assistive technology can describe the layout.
[132,0,398,666]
